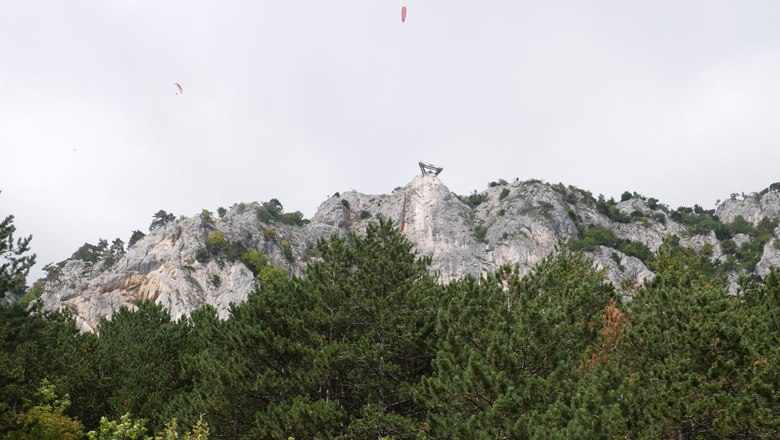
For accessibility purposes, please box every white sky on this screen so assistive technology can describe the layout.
[2,1,780,282]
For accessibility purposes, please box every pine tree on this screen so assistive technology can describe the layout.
[0,303,92,431]
[612,238,762,438]
[196,269,334,439]
[94,302,188,434]
[303,219,439,437]
[421,251,615,438]
[0,206,36,298]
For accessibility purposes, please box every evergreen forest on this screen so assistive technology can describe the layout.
[2,217,780,439]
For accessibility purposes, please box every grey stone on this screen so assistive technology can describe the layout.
[36,175,780,331]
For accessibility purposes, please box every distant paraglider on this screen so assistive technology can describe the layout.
[401,6,407,23]
[174,82,183,95]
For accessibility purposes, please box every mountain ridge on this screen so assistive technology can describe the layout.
[33,174,780,332]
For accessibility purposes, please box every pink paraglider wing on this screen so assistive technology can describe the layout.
[174,82,183,94]
[401,6,407,22]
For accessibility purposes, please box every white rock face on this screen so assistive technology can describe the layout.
[37,176,780,331]
[39,209,301,332]
[590,246,655,299]
[757,237,780,277]
[716,192,780,224]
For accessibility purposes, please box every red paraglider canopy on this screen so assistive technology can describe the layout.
[401,6,407,23]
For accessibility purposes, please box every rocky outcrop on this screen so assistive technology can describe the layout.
[38,209,303,332]
[36,176,780,332]
[716,192,780,224]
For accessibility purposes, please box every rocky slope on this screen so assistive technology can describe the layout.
[35,174,780,332]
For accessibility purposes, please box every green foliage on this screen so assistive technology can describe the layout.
[238,248,269,275]
[299,219,438,436]
[256,199,307,226]
[736,235,772,272]
[647,197,659,209]
[263,227,277,240]
[205,231,226,253]
[216,207,227,219]
[194,248,209,263]
[4,208,780,439]
[359,210,371,220]
[459,192,488,208]
[236,202,246,214]
[669,206,728,237]
[238,248,288,284]
[618,240,653,262]
[721,239,737,255]
[280,241,293,262]
[620,191,632,201]
[577,188,596,205]
[255,199,282,223]
[150,210,176,231]
[520,200,556,220]
[572,224,618,248]
[199,209,214,226]
[154,416,209,440]
[0,302,99,430]
[340,199,350,209]
[201,219,438,437]
[87,413,148,440]
[280,211,306,226]
[568,225,652,263]
[757,216,779,236]
[110,238,124,257]
[610,251,623,267]
[708,216,779,271]
[595,195,631,223]
[71,242,102,263]
[94,302,188,432]
[0,210,36,298]
[101,238,125,268]
[72,237,124,267]
[2,380,84,440]
[608,241,765,438]
[128,230,146,248]
[499,188,510,201]
[729,214,753,235]
[18,281,44,306]
[473,224,488,243]
[421,253,615,437]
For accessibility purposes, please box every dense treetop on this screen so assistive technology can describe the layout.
[2,211,780,438]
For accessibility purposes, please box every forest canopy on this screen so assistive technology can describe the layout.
[1,219,780,438]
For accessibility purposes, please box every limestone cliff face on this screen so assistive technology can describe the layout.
[39,206,303,332]
[36,176,780,331]
[716,192,780,224]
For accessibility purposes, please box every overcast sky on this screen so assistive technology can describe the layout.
[2,1,780,283]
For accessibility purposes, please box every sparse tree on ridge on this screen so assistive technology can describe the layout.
[150,210,176,231]
[128,230,146,248]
